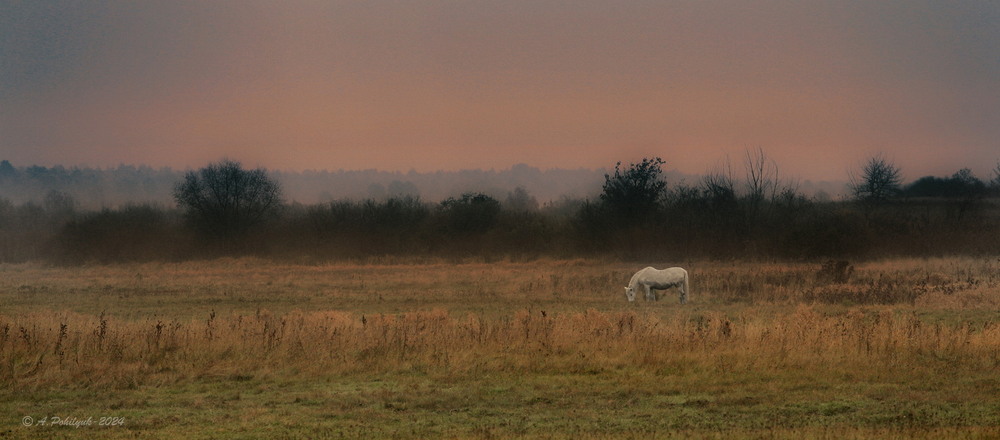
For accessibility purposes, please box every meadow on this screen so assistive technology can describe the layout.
[2,257,1000,439]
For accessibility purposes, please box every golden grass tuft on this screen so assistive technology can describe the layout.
[4,304,999,390]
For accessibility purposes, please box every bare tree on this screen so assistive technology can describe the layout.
[849,154,903,204]
[702,157,737,203]
[991,160,1000,193]
[174,159,282,239]
[744,146,779,206]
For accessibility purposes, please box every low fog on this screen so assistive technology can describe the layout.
[0,160,848,210]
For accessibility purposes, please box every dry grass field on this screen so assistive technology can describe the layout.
[2,257,1000,438]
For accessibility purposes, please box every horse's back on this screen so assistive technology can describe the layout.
[637,266,683,282]
[649,266,685,276]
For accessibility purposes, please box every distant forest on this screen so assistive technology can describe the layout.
[1,157,998,264]
[0,160,606,208]
[0,160,846,208]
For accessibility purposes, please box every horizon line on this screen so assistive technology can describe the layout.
[1,158,859,183]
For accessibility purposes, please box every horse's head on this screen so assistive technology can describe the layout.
[624,286,636,302]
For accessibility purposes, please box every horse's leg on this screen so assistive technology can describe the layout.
[679,283,687,304]
[644,285,654,301]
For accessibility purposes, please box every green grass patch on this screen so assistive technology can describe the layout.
[4,366,1000,439]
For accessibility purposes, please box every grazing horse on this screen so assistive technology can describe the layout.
[625,267,689,304]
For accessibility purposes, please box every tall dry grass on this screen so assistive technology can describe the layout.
[4,257,998,317]
[4,305,999,390]
[3,256,1000,393]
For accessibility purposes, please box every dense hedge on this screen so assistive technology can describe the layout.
[2,189,998,264]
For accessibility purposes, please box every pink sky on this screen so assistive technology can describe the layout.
[2,1,998,181]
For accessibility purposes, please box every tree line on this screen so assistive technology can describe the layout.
[0,160,607,208]
[2,155,999,264]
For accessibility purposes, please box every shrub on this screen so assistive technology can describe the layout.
[56,205,183,263]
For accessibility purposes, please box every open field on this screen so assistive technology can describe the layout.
[2,257,1000,438]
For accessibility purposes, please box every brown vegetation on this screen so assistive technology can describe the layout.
[3,257,999,391]
[3,258,1000,438]
[4,304,1000,391]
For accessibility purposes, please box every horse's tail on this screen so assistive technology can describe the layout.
[682,269,690,303]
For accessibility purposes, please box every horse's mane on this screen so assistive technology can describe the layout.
[627,267,654,289]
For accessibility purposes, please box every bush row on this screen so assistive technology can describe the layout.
[2,189,998,264]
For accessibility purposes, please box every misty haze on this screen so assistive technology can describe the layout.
[4,0,1000,438]
[0,160,849,209]
[1,153,996,263]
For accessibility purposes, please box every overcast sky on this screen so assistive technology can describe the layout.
[2,1,998,181]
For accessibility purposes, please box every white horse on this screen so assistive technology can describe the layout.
[625,267,689,304]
